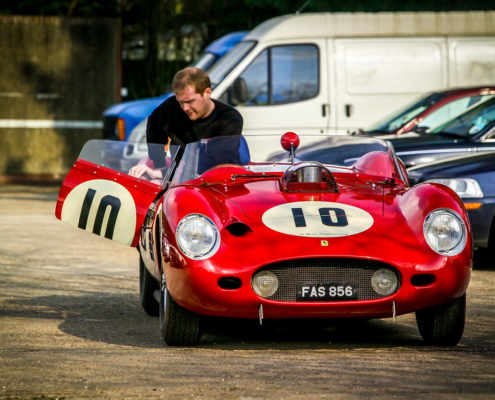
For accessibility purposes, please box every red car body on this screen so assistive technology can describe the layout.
[55,135,472,346]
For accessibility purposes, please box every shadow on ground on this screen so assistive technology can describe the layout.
[3,292,433,351]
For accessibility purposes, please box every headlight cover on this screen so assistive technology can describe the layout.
[426,178,483,198]
[423,209,467,256]
[176,214,220,260]
[252,271,279,298]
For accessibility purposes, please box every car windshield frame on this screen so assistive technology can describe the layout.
[208,41,257,89]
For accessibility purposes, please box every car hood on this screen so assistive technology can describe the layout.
[407,151,495,181]
[211,178,385,222]
[378,133,461,149]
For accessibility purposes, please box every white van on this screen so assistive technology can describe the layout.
[130,12,495,158]
[206,11,495,156]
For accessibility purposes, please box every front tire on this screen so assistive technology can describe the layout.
[159,282,202,346]
[416,294,466,346]
[139,253,159,316]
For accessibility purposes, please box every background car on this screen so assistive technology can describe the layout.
[407,151,495,258]
[102,31,248,141]
[291,96,495,169]
[358,87,495,136]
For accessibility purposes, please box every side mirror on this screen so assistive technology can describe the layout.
[232,77,248,105]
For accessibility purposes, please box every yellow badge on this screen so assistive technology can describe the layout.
[321,240,329,246]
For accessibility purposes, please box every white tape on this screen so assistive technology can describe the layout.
[0,120,103,129]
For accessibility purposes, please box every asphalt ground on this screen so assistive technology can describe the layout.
[0,185,494,399]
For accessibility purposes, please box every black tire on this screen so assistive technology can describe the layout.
[139,253,159,316]
[159,284,202,346]
[415,293,466,346]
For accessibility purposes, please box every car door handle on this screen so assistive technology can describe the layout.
[345,104,352,118]
[321,104,329,117]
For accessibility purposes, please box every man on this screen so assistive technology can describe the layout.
[129,67,243,180]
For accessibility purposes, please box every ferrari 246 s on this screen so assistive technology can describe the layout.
[56,133,471,346]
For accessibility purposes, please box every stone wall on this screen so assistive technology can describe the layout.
[0,16,120,178]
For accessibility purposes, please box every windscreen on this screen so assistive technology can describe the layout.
[171,135,405,185]
[429,96,495,137]
[78,140,180,186]
[364,92,447,133]
[173,136,250,184]
[191,52,218,72]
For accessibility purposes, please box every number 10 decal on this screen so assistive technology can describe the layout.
[291,207,348,228]
[262,201,373,238]
[60,180,137,246]
[78,188,122,239]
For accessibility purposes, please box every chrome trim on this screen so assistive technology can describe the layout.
[423,209,467,256]
[176,214,220,260]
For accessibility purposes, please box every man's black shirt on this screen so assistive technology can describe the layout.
[146,96,243,168]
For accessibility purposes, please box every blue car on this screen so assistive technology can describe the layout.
[407,151,495,254]
[102,31,248,141]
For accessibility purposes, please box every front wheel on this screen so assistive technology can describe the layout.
[139,253,159,316]
[159,281,202,346]
[415,294,466,346]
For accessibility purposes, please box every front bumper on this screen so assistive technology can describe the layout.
[164,252,471,320]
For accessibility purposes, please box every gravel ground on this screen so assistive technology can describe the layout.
[0,185,494,400]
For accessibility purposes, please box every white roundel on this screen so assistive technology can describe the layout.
[61,179,137,245]
[262,201,373,238]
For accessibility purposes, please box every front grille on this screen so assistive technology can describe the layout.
[103,117,118,140]
[253,258,401,302]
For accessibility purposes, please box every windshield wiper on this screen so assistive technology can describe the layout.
[362,129,390,135]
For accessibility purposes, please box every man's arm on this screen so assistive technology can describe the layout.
[146,101,169,168]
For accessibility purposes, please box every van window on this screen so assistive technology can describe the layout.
[222,44,319,106]
[239,49,269,105]
[209,41,257,89]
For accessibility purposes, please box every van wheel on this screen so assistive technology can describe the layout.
[415,294,466,346]
[139,253,159,316]
[159,283,202,346]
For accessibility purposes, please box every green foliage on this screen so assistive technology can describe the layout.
[0,0,119,17]
[2,0,493,100]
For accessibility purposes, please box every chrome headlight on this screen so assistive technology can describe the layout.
[426,178,483,198]
[252,271,279,298]
[423,209,467,256]
[371,269,399,296]
[176,214,220,260]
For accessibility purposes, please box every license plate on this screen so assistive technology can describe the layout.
[296,283,358,301]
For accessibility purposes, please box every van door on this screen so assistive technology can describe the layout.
[217,39,331,159]
[448,37,495,87]
[333,38,448,134]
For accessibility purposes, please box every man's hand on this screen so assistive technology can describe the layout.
[129,164,163,180]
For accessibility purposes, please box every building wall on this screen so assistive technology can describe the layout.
[0,16,120,177]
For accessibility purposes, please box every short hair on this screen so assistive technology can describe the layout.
[172,68,211,96]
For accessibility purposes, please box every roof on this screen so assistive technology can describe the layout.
[244,11,495,41]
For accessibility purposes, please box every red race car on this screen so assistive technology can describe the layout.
[55,133,471,346]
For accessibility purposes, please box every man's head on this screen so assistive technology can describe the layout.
[172,68,214,120]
